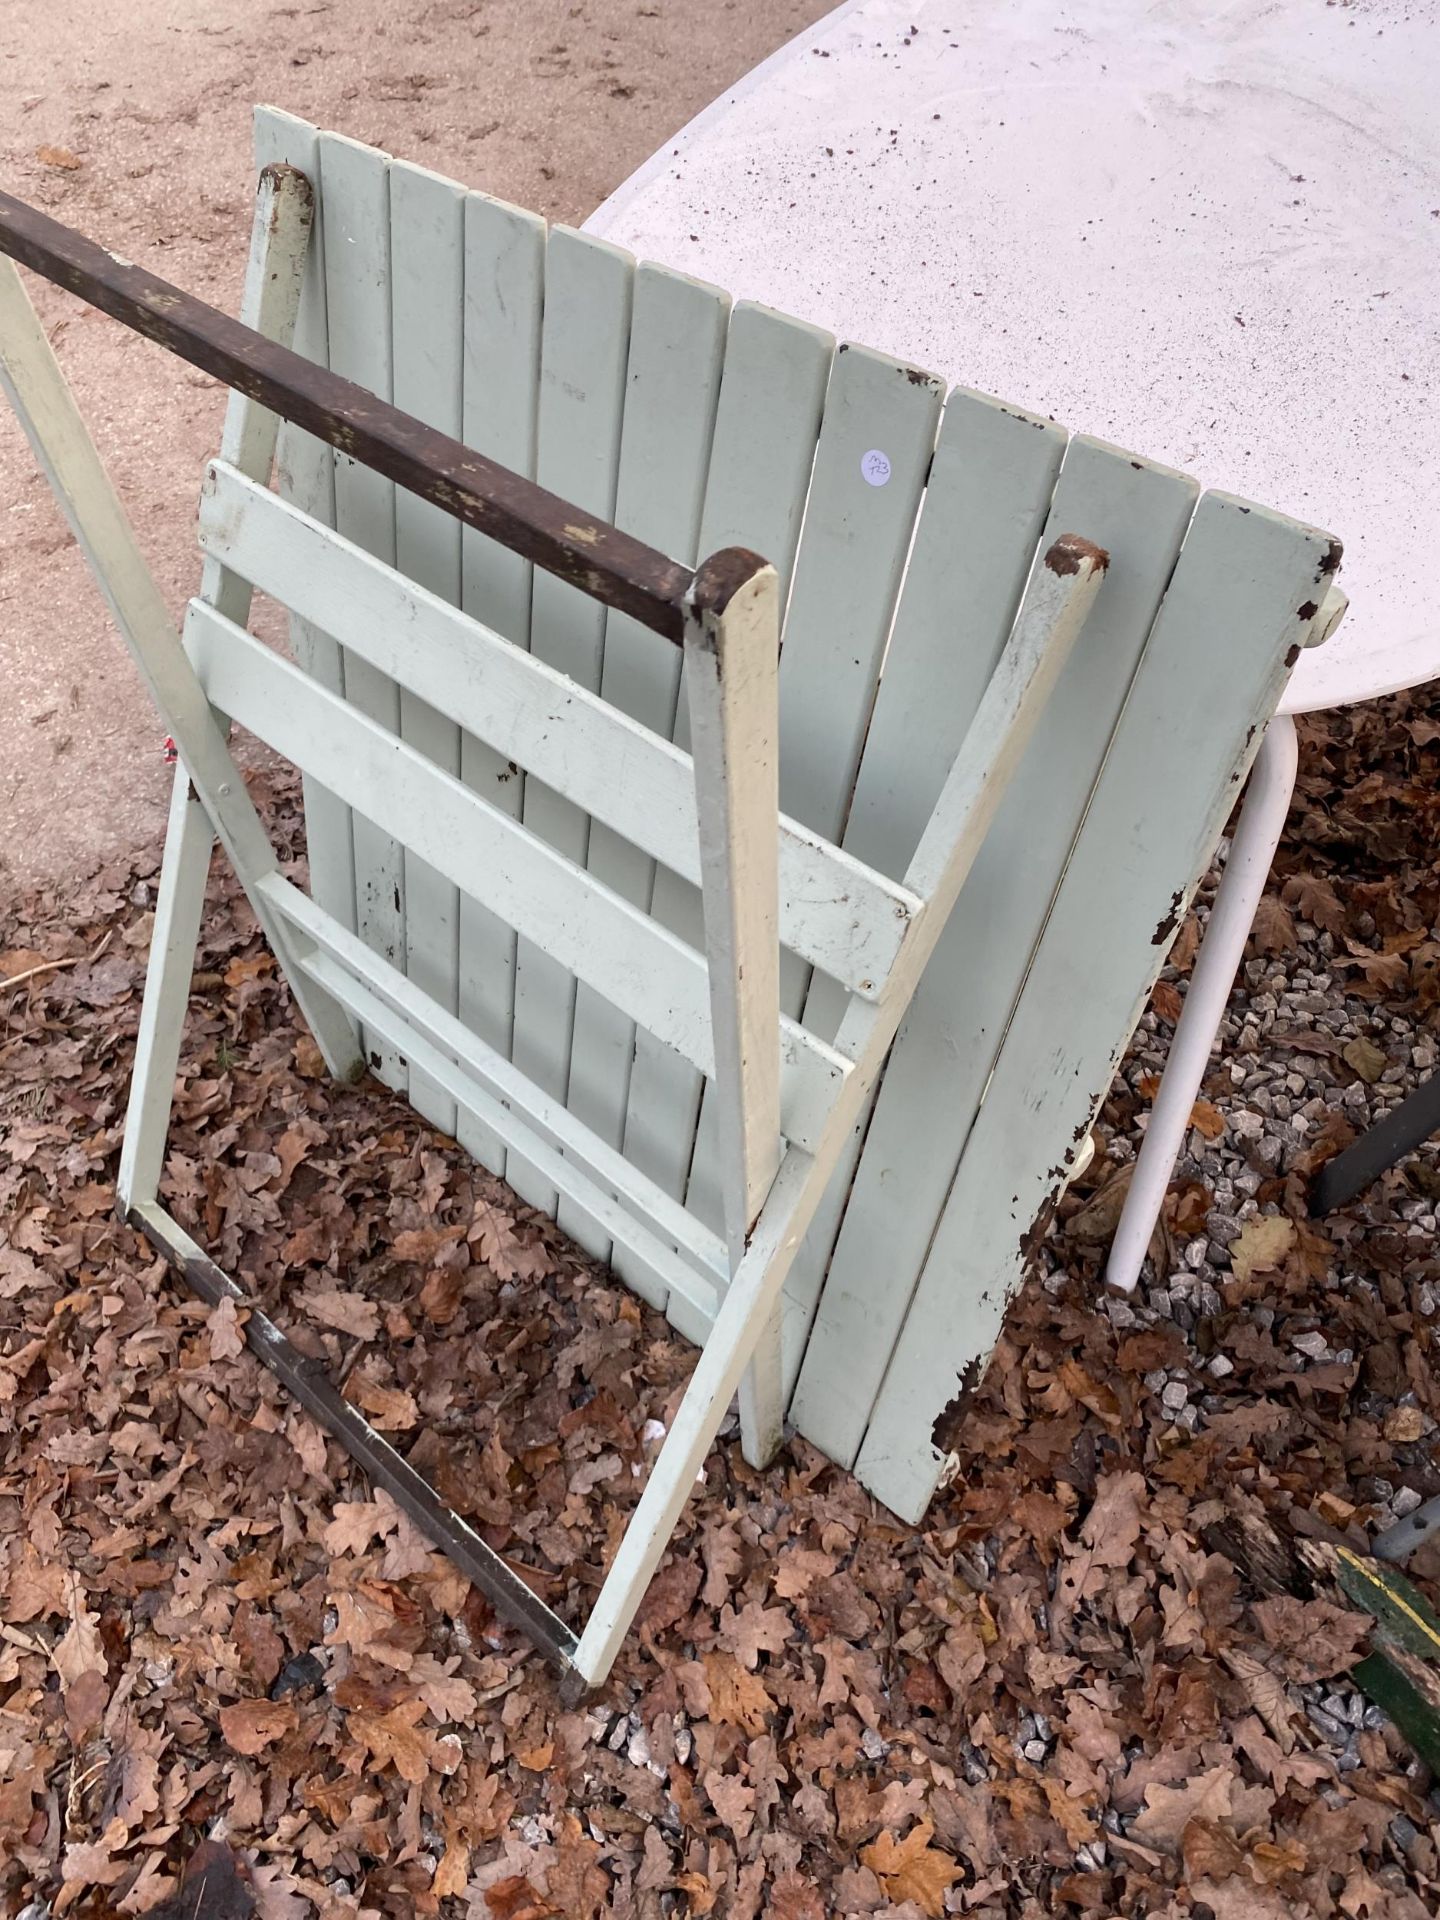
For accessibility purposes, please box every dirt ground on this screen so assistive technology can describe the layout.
[0,0,831,895]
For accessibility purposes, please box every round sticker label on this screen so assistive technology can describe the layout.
[860,448,892,487]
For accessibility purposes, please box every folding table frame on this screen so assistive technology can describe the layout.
[0,169,1105,1688]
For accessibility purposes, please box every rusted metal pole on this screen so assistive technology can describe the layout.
[0,183,694,641]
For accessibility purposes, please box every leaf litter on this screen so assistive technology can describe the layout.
[0,687,1439,1915]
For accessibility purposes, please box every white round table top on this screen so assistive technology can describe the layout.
[586,0,1439,716]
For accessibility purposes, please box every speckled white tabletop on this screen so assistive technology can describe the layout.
[587,0,1439,714]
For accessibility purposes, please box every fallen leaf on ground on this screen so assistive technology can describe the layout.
[1229,1214,1296,1284]
[219,1698,297,1756]
[860,1819,962,1917]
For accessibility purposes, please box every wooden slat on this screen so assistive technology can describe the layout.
[197,465,917,994]
[780,386,1068,1398]
[560,262,731,1274]
[507,227,634,1215]
[617,301,833,1319]
[254,108,356,942]
[682,343,945,1249]
[856,493,1339,1521]
[187,602,851,1151]
[390,158,465,1135]
[794,437,1200,1469]
[317,130,404,1086]
[456,189,545,1174]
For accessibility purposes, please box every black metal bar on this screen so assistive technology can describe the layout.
[128,1200,581,1676]
[1375,1494,1440,1566]
[1310,1070,1440,1215]
[0,185,693,641]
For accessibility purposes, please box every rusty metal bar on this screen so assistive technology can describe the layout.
[0,184,694,641]
[128,1199,581,1677]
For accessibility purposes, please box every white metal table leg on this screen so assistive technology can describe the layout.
[1105,712,1298,1293]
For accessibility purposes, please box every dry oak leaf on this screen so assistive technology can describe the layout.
[773,1546,836,1600]
[547,1813,609,1920]
[324,1496,400,1558]
[349,1375,421,1431]
[1251,1592,1372,1683]
[1040,1772,1099,1851]
[1228,1214,1296,1284]
[53,1574,103,1691]
[1057,1356,1123,1428]
[6,1540,68,1622]
[704,1767,756,1841]
[1342,1035,1388,1085]
[1191,1098,1227,1140]
[1131,1765,1274,1854]
[1338,938,1409,991]
[219,1697,297,1757]
[471,1198,551,1283]
[673,1873,717,1916]
[209,1294,248,1363]
[349,1696,461,1784]
[1152,978,1183,1024]
[1191,1877,1295,1920]
[1231,1713,1330,1794]
[860,1819,962,1918]
[1183,1817,1246,1883]
[59,1836,128,1894]
[1221,1649,1297,1753]
[433,1822,471,1900]
[701,1517,745,1608]
[486,1877,559,1920]
[769,1871,826,1920]
[1281,872,1346,935]
[0,945,50,976]
[702,1650,773,1733]
[1338,1864,1432,1918]
[1057,1471,1146,1614]
[391,1224,465,1264]
[719,1597,794,1669]
[1251,894,1297,954]
[304,1287,381,1339]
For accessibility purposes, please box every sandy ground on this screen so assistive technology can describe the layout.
[0,0,831,895]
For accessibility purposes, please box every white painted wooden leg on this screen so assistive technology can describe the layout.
[573,540,1108,1685]
[0,213,362,1083]
[683,554,785,1469]
[116,770,214,1211]
[1105,713,1298,1293]
[118,161,364,1217]
[572,1149,812,1685]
